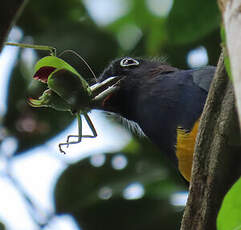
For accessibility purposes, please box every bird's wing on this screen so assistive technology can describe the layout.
[191,66,216,92]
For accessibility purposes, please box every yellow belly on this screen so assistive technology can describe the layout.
[176,120,199,182]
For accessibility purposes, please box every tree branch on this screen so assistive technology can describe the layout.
[180,53,241,230]
[219,0,241,126]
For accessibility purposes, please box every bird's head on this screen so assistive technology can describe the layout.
[98,57,162,83]
[92,57,178,117]
[96,57,153,115]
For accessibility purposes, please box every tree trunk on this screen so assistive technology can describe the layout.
[218,0,241,126]
[180,53,241,230]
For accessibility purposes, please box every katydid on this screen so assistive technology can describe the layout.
[5,42,120,154]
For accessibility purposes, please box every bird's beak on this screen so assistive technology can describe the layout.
[90,76,122,108]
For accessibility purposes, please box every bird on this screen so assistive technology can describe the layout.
[95,57,216,182]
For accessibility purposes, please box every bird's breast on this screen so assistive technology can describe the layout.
[176,120,200,181]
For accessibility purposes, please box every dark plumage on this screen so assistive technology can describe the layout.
[97,57,216,181]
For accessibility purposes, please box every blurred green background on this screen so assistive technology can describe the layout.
[0,0,221,229]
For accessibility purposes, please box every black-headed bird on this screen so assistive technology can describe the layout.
[94,57,215,182]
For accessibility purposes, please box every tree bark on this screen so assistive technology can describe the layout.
[0,0,27,51]
[218,0,241,126]
[180,53,241,230]
[181,1,241,229]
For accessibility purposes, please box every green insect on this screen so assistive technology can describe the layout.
[5,42,120,154]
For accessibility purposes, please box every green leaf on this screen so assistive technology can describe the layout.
[217,176,241,230]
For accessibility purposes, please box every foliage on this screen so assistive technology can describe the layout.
[55,140,185,230]
[0,222,5,230]
[217,176,241,230]
[0,0,223,229]
[166,0,220,45]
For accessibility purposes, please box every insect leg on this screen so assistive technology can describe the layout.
[59,113,82,153]
[83,113,97,137]
[59,113,97,154]
[66,113,83,146]
[66,113,97,144]
[5,42,56,56]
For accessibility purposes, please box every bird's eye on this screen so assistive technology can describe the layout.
[120,58,139,67]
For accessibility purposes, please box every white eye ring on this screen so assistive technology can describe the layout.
[120,58,139,67]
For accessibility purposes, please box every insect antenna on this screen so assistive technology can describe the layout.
[59,49,97,82]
